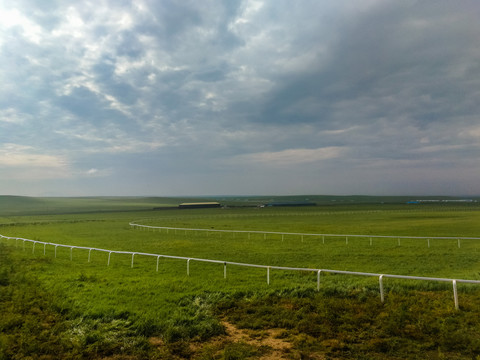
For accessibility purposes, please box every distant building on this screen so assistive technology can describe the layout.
[406,199,476,204]
[178,202,221,209]
[265,201,316,207]
[409,199,475,203]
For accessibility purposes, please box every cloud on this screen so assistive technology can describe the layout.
[0,108,29,124]
[84,168,112,177]
[459,125,480,140]
[0,143,71,180]
[0,143,66,168]
[0,0,479,195]
[86,168,98,175]
[233,147,345,167]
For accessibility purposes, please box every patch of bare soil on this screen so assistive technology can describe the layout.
[150,321,326,359]
[221,320,292,359]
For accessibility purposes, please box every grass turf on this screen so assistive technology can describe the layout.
[1,200,480,358]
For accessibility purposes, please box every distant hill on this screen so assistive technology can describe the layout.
[0,196,187,216]
[1,195,478,216]
[209,195,480,207]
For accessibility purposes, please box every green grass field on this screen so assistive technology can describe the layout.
[1,196,480,359]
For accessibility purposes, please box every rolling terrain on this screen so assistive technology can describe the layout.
[1,196,480,359]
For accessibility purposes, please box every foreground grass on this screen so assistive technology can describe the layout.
[218,290,480,359]
[0,244,159,359]
[2,242,480,359]
[1,203,480,358]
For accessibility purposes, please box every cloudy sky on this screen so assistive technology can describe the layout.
[1,0,479,196]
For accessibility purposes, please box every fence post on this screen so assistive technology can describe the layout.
[88,249,92,262]
[32,241,36,254]
[224,262,227,279]
[379,275,385,303]
[43,243,46,255]
[267,266,270,285]
[70,247,74,261]
[453,280,459,310]
[317,270,322,291]
[187,259,191,276]
[398,238,401,246]
[131,253,135,268]
[427,239,430,248]
[346,236,348,245]
[370,237,372,246]
[322,235,325,244]
[156,256,161,272]
[108,252,112,266]
[55,245,58,258]
[457,239,461,248]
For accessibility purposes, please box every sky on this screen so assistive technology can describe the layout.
[1,0,480,197]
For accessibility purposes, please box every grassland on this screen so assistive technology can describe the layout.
[1,196,480,359]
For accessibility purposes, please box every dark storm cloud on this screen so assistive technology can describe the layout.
[259,1,480,128]
[243,0,480,178]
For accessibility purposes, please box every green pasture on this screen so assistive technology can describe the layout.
[1,199,480,358]
[3,205,480,276]
[0,195,190,216]
[2,204,480,315]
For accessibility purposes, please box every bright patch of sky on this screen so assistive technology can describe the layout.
[1,0,479,196]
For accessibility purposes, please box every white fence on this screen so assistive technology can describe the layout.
[2,232,480,310]
[129,222,480,248]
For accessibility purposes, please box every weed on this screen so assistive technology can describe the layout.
[222,341,259,360]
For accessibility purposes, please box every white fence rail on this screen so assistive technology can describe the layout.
[129,222,480,248]
[2,233,480,310]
